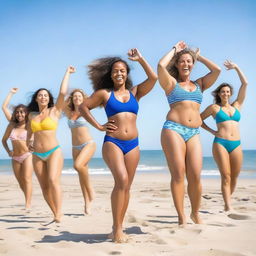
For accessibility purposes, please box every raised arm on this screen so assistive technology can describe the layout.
[224,60,248,108]
[128,48,157,101]
[79,90,117,133]
[200,105,217,136]
[2,123,14,157]
[2,88,18,121]
[196,51,221,91]
[157,41,186,93]
[55,66,75,112]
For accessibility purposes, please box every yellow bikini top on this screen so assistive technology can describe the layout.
[31,117,58,133]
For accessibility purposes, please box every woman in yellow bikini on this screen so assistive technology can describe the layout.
[27,66,74,223]
[2,88,33,210]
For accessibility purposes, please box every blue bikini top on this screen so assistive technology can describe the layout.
[68,116,88,129]
[215,107,241,124]
[167,82,203,105]
[105,91,139,118]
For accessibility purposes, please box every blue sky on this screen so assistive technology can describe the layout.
[0,0,255,158]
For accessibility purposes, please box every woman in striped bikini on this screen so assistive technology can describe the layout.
[201,60,248,212]
[64,88,96,214]
[2,88,33,210]
[158,41,221,225]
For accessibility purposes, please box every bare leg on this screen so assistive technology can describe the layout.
[103,142,129,243]
[161,129,186,225]
[47,148,63,222]
[33,156,57,215]
[73,142,96,214]
[21,154,33,209]
[229,146,243,195]
[186,135,202,224]
[213,143,231,211]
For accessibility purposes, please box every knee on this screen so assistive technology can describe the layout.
[48,177,60,188]
[171,171,185,184]
[115,175,129,190]
[73,162,81,172]
[222,174,231,185]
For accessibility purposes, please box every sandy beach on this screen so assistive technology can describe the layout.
[0,172,255,256]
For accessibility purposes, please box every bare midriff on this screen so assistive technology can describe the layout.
[106,112,138,140]
[216,121,240,140]
[166,101,202,128]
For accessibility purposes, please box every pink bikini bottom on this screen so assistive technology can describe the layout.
[12,152,32,164]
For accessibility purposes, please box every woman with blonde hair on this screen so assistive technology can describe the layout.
[64,88,96,214]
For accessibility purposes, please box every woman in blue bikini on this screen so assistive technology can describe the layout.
[27,66,74,223]
[158,41,221,225]
[201,60,248,212]
[80,48,157,242]
[64,88,96,214]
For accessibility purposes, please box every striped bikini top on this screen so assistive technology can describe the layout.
[167,82,203,105]
[215,107,241,124]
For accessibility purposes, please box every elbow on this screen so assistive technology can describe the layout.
[152,73,158,83]
[157,62,165,70]
[215,65,221,74]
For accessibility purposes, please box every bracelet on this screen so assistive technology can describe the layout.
[172,46,177,51]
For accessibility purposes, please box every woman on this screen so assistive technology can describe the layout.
[80,48,157,242]
[64,88,96,214]
[26,66,74,223]
[2,88,33,210]
[158,41,221,225]
[201,60,247,212]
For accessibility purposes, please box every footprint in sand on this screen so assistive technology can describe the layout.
[197,249,247,256]
[227,213,251,220]
[109,251,121,255]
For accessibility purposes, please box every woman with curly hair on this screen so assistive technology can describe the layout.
[158,41,221,225]
[26,66,74,223]
[2,88,33,210]
[80,48,157,242]
[201,60,248,212]
[64,88,96,214]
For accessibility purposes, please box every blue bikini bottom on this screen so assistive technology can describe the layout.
[214,137,241,153]
[33,145,60,161]
[104,135,139,155]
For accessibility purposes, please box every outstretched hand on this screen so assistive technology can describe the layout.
[195,48,201,59]
[67,66,76,74]
[128,48,142,61]
[224,60,237,70]
[174,41,187,53]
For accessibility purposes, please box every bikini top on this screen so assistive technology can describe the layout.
[68,116,87,129]
[167,82,203,105]
[31,117,58,133]
[105,91,139,118]
[215,107,241,124]
[9,128,27,141]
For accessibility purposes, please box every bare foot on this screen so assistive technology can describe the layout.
[190,213,202,224]
[178,215,187,226]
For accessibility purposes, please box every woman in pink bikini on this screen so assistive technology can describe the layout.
[2,88,33,210]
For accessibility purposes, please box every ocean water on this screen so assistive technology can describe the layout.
[0,150,255,178]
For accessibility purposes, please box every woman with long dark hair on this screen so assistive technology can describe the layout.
[2,88,33,210]
[27,66,74,223]
[80,48,157,242]
[201,60,248,212]
[158,41,221,225]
